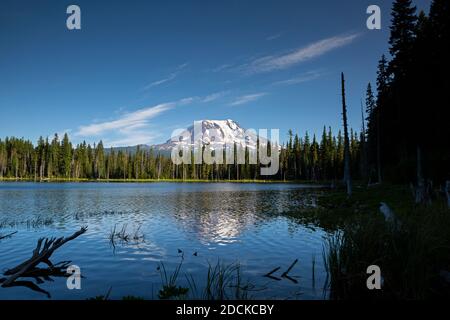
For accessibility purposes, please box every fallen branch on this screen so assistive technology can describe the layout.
[264,266,281,277]
[0,231,17,240]
[263,266,281,281]
[2,226,87,287]
[281,259,299,283]
[281,259,298,278]
[19,261,73,282]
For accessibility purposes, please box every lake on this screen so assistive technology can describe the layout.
[0,182,330,300]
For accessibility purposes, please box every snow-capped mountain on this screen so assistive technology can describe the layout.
[110,120,270,155]
[153,119,262,151]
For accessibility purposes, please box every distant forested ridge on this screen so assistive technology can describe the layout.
[0,128,363,181]
[365,0,450,184]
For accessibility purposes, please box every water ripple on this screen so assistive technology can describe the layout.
[0,182,329,300]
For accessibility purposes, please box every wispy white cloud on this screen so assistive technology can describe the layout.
[177,62,189,70]
[272,70,325,86]
[142,62,189,90]
[76,103,176,137]
[103,132,161,147]
[143,74,177,90]
[211,64,233,73]
[229,93,267,106]
[202,91,228,103]
[241,33,360,74]
[266,32,283,41]
[74,91,221,147]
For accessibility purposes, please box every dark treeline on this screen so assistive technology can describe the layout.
[365,0,450,184]
[278,128,362,181]
[0,129,363,181]
[0,134,171,180]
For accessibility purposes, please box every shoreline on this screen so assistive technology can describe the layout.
[0,177,331,184]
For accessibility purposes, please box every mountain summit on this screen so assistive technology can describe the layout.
[153,119,259,152]
[110,120,267,155]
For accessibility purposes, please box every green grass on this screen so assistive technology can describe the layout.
[158,260,189,300]
[190,260,252,300]
[157,258,255,300]
[285,183,416,231]
[321,184,450,300]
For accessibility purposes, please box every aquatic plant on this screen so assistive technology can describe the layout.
[323,185,450,300]
[109,223,145,247]
[158,260,189,300]
[0,217,53,229]
[87,287,112,300]
[156,256,257,300]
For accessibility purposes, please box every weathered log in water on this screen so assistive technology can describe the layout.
[1,227,87,287]
[0,231,17,240]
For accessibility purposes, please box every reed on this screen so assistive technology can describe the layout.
[157,258,255,300]
[323,194,450,300]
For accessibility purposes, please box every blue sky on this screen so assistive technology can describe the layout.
[0,0,431,147]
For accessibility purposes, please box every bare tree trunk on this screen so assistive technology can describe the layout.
[157,157,161,180]
[376,105,382,183]
[360,100,367,181]
[341,73,352,197]
[445,181,450,209]
[34,158,37,181]
[415,146,424,203]
[412,145,431,205]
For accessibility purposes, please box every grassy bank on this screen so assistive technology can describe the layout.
[317,184,450,299]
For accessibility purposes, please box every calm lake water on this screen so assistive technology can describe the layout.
[0,182,330,300]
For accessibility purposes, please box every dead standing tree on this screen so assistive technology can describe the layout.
[410,146,435,206]
[1,226,87,287]
[341,72,352,197]
[445,181,450,209]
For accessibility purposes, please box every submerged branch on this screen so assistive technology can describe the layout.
[1,227,87,287]
[281,259,298,278]
[263,266,282,281]
[0,231,17,240]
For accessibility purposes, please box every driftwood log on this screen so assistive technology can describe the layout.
[1,226,87,287]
